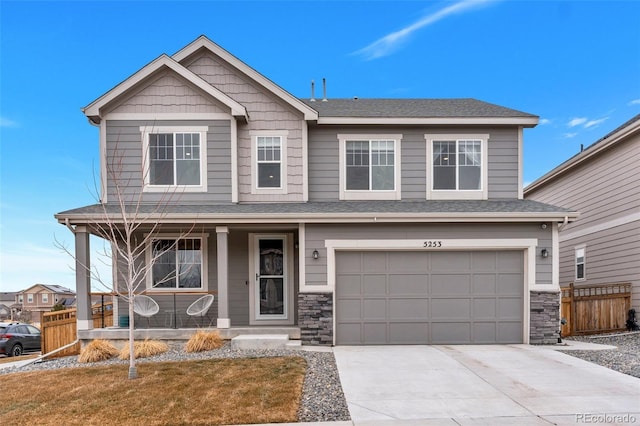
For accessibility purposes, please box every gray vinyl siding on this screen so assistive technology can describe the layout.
[527,134,640,309]
[307,126,520,201]
[105,119,232,204]
[182,51,305,202]
[305,223,551,286]
[228,230,250,326]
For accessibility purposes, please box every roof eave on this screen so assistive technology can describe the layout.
[316,117,539,127]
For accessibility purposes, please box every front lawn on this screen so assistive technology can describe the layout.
[2,356,306,425]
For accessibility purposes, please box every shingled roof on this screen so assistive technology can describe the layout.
[300,98,537,119]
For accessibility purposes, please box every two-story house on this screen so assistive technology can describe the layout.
[56,36,576,345]
[16,284,76,323]
[525,114,640,314]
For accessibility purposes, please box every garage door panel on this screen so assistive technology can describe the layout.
[389,298,429,321]
[431,299,471,320]
[389,274,428,295]
[432,322,471,344]
[336,250,523,345]
[337,299,361,321]
[363,323,387,344]
[363,299,386,320]
[431,274,471,295]
[363,274,387,296]
[389,323,428,344]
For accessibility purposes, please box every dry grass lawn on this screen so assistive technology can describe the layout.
[2,356,306,426]
[0,354,39,364]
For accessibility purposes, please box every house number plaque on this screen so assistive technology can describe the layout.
[423,241,443,248]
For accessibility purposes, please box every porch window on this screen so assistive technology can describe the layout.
[575,247,586,280]
[151,238,203,289]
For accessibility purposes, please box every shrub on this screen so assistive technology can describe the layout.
[78,339,119,363]
[119,339,168,360]
[185,330,224,353]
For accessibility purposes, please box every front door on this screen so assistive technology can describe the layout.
[250,234,294,324]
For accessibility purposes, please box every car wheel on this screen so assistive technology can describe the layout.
[10,344,23,357]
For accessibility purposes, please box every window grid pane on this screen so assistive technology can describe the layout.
[152,239,202,289]
[257,136,282,188]
[433,140,482,191]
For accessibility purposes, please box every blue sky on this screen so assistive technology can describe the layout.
[1,0,639,292]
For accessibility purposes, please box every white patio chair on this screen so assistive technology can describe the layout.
[186,294,215,327]
[132,295,159,328]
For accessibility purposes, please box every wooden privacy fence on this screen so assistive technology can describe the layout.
[561,282,631,336]
[41,302,113,358]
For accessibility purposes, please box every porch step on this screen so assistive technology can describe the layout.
[231,334,290,350]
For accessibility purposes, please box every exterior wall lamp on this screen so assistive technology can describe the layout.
[312,250,319,260]
[541,248,549,258]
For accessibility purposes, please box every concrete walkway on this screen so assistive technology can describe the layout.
[333,344,640,425]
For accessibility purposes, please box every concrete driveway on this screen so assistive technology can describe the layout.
[333,344,640,425]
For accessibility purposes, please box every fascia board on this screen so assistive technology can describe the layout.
[82,54,247,121]
[525,118,640,195]
[317,117,539,127]
[172,36,318,121]
[57,211,578,224]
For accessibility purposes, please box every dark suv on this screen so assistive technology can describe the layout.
[0,322,41,357]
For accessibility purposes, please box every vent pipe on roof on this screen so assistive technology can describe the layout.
[580,143,584,152]
[310,80,316,102]
[322,78,328,102]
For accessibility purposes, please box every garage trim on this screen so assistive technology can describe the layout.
[326,238,539,345]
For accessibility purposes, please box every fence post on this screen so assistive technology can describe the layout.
[569,282,575,335]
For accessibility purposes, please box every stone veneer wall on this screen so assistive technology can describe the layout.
[530,290,560,344]
[298,293,333,345]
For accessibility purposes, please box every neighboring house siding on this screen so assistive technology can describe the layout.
[526,135,640,309]
[304,223,552,287]
[107,71,229,115]
[182,52,305,202]
[307,126,520,201]
[105,119,232,204]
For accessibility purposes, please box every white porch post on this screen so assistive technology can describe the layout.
[216,226,230,328]
[75,226,93,330]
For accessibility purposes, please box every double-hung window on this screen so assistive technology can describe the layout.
[339,134,402,200]
[142,126,208,192]
[575,246,586,281]
[425,134,488,200]
[251,131,288,194]
[149,237,207,290]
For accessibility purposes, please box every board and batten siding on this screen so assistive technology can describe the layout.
[181,51,306,202]
[105,119,232,204]
[526,135,640,309]
[304,223,552,287]
[307,126,521,201]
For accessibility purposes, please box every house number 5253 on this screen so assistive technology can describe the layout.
[423,241,442,248]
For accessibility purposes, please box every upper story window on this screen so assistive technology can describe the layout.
[141,126,208,192]
[18,295,23,303]
[575,246,586,281]
[42,294,49,303]
[250,131,288,195]
[425,134,489,200]
[27,294,33,303]
[338,134,402,200]
[148,236,208,291]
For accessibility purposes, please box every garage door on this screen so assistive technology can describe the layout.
[335,251,524,345]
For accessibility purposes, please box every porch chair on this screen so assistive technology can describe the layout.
[132,295,159,328]
[186,294,215,327]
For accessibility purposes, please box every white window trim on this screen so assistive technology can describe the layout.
[338,134,402,200]
[250,131,288,195]
[42,294,49,303]
[141,126,209,193]
[575,244,586,281]
[145,234,209,292]
[27,294,33,303]
[425,134,489,200]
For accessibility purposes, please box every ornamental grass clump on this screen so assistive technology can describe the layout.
[185,330,224,353]
[119,339,168,360]
[78,339,119,363]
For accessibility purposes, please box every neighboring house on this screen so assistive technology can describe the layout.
[525,114,640,311]
[55,36,576,345]
[17,284,76,322]
[0,292,17,320]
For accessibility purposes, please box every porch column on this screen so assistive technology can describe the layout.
[75,226,93,331]
[216,226,230,328]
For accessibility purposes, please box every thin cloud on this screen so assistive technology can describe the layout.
[563,132,578,139]
[539,118,551,125]
[0,116,18,127]
[568,117,587,128]
[629,99,640,106]
[584,117,608,129]
[353,0,497,60]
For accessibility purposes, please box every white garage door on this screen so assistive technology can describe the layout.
[335,250,524,345]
